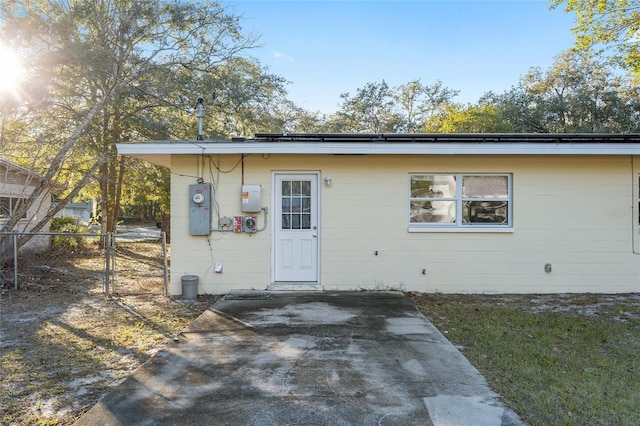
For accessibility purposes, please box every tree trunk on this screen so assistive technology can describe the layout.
[0,156,106,265]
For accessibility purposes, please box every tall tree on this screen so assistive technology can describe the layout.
[0,0,258,253]
[485,51,640,132]
[335,80,399,133]
[394,79,459,132]
[431,104,515,133]
[329,79,459,133]
[206,57,291,137]
[552,0,640,79]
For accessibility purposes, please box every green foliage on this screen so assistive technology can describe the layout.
[485,50,640,132]
[50,216,88,250]
[50,216,80,232]
[410,293,640,425]
[0,0,264,234]
[332,79,459,133]
[206,57,292,137]
[552,0,640,80]
[394,79,460,132]
[336,80,397,133]
[430,103,515,133]
[120,159,170,220]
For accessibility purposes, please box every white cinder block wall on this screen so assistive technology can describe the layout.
[170,154,640,295]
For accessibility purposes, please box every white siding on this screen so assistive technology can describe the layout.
[170,154,640,294]
[0,166,54,252]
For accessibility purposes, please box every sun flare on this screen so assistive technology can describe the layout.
[0,46,25,97]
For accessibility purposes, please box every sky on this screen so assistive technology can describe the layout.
[227,0,577,114]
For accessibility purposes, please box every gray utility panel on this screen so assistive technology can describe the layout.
[189,183,212,235]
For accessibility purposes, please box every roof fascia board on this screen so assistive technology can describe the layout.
[0,157,64,189]
[117,142,640,156]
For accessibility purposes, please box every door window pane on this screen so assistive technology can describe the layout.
[302,214,311,229]
[282,181,291,196]
[281,179,312,230]
[292,181,302,196]
[282,198,291,212]
[291,197,301,212]
[301,180,311,196]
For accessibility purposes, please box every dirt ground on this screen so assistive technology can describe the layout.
[0,242,218,425]
[2,242,639,425]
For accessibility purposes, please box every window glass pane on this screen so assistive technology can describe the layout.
[301,214,311,229]
[302,197,311,212]
[14,198,25,218]
[301,180,311,196]
[0,198,10,218]
[282,198,291,213]
[410,174,510,228]
[463,176,508,198]
[464,201,508,224]
[410,176,430,197]
[292,198,301,212]
[282,214,291,229]
[282,181,291,196]
[280,179,314,230]
[292,181,302,196]
[410,200,455,223]
[411,175,456,198]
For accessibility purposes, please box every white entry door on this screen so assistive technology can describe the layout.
[273,173,319,282]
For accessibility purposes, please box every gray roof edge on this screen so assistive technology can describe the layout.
[251,132,640,143]
[0,158,65,190]
[119,132,640,145]
[116,133,640,158]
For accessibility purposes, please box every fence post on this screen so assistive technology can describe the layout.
[161,231,169,297]
[12,232,18,290]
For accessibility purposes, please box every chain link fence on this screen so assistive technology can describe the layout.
[0,230,169,296]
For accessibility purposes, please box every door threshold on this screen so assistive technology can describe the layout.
[268,282,323,291]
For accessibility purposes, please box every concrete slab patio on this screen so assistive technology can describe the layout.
[74,291,525,425]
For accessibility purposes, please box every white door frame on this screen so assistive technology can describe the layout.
[271,171,321,284]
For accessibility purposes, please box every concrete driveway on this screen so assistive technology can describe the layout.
[75,292,525,425]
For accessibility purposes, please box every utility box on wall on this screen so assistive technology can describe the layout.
[241,184,261,213]
[189,183,211,235]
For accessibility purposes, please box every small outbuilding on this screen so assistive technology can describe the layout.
[117,133,640,295]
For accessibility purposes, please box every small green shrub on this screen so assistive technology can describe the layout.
[50,216,88,250]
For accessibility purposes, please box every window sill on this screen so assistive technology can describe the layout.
[408,226,514,233]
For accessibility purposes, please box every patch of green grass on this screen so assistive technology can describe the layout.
[408,293,640,426]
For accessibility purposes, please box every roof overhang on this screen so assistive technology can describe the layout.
[0,158,65,190]
[116,133,640,168]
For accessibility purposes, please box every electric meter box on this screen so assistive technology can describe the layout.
[189,183,211,235]
[241,184,261,213]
